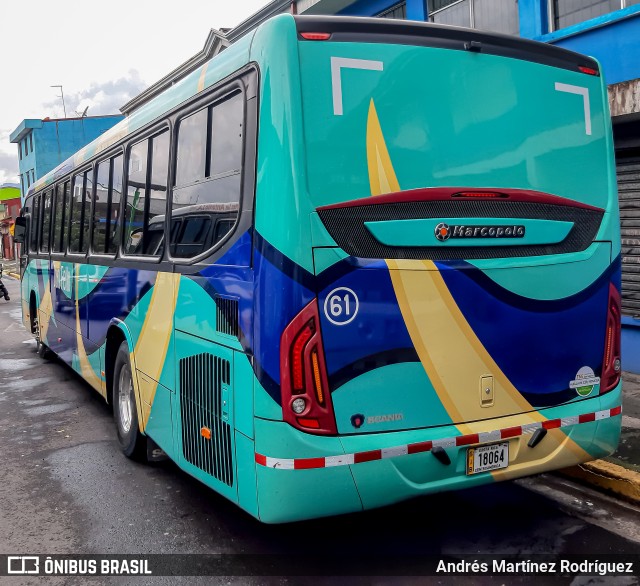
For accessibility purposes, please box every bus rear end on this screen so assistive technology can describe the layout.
[252,16,621,523]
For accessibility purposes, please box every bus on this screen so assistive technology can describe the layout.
[14,15,622,523]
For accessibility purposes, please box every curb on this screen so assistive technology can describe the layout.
[559,460,640,505]
[7,272,20,280]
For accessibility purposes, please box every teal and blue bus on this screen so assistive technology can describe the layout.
[16,15,622,523]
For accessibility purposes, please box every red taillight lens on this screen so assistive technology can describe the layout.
[300,32,332,40]
[601,283,621,394]
[280,300,337,435]
[579,66,599,76]
[451,191,508,199]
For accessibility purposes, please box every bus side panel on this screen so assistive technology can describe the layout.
[174,329,238,504]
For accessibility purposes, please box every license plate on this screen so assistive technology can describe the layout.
[466,442,509,475]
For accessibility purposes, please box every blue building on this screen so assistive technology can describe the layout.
[10,115,123,201]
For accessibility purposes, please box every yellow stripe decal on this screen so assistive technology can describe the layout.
[365,100,589,467]
[198,63,209,93]
[74,264,105,396]
[132,272,181,430]
[367,99,400,196]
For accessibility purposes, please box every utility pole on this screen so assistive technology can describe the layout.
[51,85,67,118]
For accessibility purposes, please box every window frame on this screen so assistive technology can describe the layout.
[21,64,257,268]
[29,193,40,253]
[39,189,53,254]
[50,182,68,256]
[121,122,172,262]
[67,168,91,259]
[168,82,247,265]
[90,148,125,259]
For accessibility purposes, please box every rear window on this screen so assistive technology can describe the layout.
[299,41,609,210]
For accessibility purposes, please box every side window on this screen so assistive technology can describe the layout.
[69,174,83,253]
[40,190,52,253]
[60,181,70,253]
[175,109,207,187]
[92,161,110,254]
[124,130,169,256]
[92,156,123,256]
[51,184,66,253]
[172,216,212,258]
[172,92,244,259]
[107,155,124,254]
[82,170,93,252]
[30,195,40,253]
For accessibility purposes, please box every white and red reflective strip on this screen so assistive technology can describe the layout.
[255,405,622,470]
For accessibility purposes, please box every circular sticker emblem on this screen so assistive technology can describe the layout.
[569,366,601,397]
[434,222,451,242]
[324,287,359,326]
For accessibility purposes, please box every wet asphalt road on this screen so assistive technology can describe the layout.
[1,275,639,585]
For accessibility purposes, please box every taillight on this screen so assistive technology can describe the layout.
[280,300,337,435]
[451,191,508,199]
[300,32,332,41]
[579,65,599,76]
[601,283,621,394]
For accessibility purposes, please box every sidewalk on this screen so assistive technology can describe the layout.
[561,371,640,504]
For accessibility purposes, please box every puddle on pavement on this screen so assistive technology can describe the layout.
[0,358,41,371]
[25,403,76,417]
[6,377,53,391]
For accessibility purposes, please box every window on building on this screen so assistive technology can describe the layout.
[429,0,519,35]
[30,195,40,253]
[20,175,24,193]
[40,190,52,253]
[124,130,169,256]
[26,173,31,188]
[553,0,619,30]
[172,92,243,259]
[18,145,22,161]
[92,155,123,255]
[29,133,33,153]
[31,170,36,184]
[377,2,407,19]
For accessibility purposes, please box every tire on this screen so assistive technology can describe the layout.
[113,341,147,460]
[32,311,52,359]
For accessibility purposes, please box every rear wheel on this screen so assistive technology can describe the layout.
[113,341,147,460]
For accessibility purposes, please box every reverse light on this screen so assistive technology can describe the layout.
[300,32,332,40]
[280,299,337,435]
[292,398,306,415]
[601,283,621,394]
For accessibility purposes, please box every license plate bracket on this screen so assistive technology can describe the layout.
[466,441,509,475]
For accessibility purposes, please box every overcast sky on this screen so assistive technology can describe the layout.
[0,0,271,186]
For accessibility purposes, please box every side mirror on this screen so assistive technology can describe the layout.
[13,216,27,244]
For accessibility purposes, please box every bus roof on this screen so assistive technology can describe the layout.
[294,15,599,74]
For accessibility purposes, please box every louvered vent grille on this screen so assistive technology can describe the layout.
[618,156,640,316]
[215,296,239,337]
[179,353,233,486]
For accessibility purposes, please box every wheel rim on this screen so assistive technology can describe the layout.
[118,364,134,434]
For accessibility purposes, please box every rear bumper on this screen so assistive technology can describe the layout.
[254,384,622,523]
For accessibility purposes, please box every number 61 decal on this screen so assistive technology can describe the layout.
[324,287,359,326]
